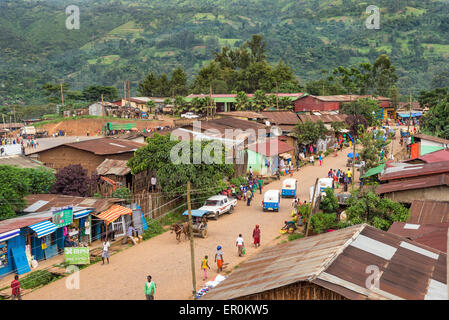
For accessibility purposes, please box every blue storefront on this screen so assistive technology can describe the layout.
[0,229,31,277]
[28,220,59,261]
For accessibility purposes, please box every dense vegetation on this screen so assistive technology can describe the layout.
[2,0,449,107]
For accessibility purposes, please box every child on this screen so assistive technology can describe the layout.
[201,255,210,281]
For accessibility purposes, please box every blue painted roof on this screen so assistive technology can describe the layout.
[29,220,57,238]
[182,210,210,217]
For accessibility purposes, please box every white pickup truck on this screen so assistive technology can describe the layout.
[198,195,237,220]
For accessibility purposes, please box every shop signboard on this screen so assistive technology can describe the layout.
[64,247,90,265]
[52,207,73,227]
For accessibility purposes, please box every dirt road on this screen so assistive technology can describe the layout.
[26,135,404,300]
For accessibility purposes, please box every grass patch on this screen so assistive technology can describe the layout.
[288,233,305,242]
[160,210,184,226]
[20,270,61,290]
[281,240,287,244]
[142,218,165,240]
[275,235,281,240]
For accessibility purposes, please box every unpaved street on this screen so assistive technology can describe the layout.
[26,134,404,300]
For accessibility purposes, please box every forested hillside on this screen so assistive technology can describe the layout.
[1,0,449,104]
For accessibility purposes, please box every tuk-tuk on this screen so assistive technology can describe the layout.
[263,190,280,212]
[182,209,209,238]
[281,178,297,198]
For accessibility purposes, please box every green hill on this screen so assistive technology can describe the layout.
[1,0,449,104]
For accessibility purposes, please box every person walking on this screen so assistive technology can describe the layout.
[319,154,323,166]
[101,238,110,265]
[252,225,261,248]
[150,176,157,192]
[144,275,156,300]
[236,234,244,257]
[257,176,263,195]
[11,275,21,300]
[246,188,252,206]
[201,255,211,280]
[347,169,352,185]
[310,155,314,166]
[215,246,224,272]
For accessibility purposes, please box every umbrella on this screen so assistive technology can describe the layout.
[347,152,359,159]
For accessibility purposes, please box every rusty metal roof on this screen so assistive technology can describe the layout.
[260,111,299,125]
[216,111,266,119]
[203,224,447,300]
[376,173,449,194]
[65,138,145,155]
[96,159,131,176]
[408,200,449,224]
[405,149,449,164]
[0,216,49,235]
[307,95,391,102]
[379,160,449,181]
[298,113,348,124]
[24,194,123,213]
[414,133,449,145]
[247,137,295,157]
[388,222,448,252]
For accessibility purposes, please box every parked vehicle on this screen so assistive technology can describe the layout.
[263,190,280,212]
[181,112,200,119]
[198,195,237,220]
[309,178,333,203]
[20,126,36,137]
[281,178,297,198]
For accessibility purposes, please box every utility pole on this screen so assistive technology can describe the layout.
[209,84,214,119]
[101,94,105,132]
[305,178,319,237]
[60,82,65,107]
[123,80,126,103]
[351,95,356,190]
[187,181,197,298]
[408,91,412,135]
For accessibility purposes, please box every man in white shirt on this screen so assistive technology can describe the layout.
[150,176,157,192]
[236,234,244,257]
[102,238,110,265]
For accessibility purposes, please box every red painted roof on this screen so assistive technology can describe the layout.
[247,137,294,157]
[65,138,145,155]
[408,200,449,224]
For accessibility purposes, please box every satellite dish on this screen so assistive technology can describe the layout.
[270,126,282,137]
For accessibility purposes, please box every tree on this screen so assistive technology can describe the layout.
[51,164,96,197]
[127,134,234,201]
[341,189,409,231]
[170,67,188,96]
[341,98,381,126]
[235,91,251,111]
[420,98,449,139]
[319,188,339,213]
[359,131,387,170]
[330,121,347,133]
[0,166,29,220]
[371,54,398,96]
[252,90,267,111]
[174,96,188,115]
[246,34,266,62]
[138,72,158,97]
[293,120,327,146]
[82,86,119,102]
[146,100,156,113]
[23,167,56,194]
[112,187,131,204]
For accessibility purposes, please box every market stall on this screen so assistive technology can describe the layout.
[93,205,133,239]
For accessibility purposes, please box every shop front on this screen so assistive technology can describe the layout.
[0,229,32,277]
[67,209,93,246]
[93,205,133,240]
[28,220,59,261]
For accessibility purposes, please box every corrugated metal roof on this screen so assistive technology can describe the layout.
[65,138,145,155]
[203,224,447,300]
[216,111,266,119]
[247,137,295,157]
[379,160,449,181]
[388,221,448,252]
[260,111,299,125]
[96,159,131,176]
[405,149,449,164]
[414,133,449,145]
[306,95,391,102]
[0,155,45,169]
[24,194,123,213]
[298,114,348,124]
[376,173,449,194]
[408,200,449,224]
[0,216,49,235]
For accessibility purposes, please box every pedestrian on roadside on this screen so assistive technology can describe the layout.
[289,163,294,176]
[246,188,252,206]
[101,238,110,265]
[319,154,323,166]
[252,225,261,248]
[215,246,224,272]
[347,168,352,185]
[201,255,211,281]
[150,176,157,192]
[144,275,156,300]
[236,234,244,257]
[310,155,314,166]
[257,176,263,195]
[11,275,21,300]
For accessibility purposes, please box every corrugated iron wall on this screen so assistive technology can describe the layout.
[236,282,347,300]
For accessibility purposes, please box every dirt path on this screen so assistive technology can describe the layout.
[25,134,405,300]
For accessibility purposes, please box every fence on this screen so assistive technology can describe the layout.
[130,190,185,219]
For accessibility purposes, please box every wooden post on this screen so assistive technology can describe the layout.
[60,82,64,106]
[305,178,319,237]
[187,181,197,298]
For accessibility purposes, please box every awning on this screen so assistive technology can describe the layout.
[279,152,292,159]
[0,229,20,242]
[73,209,93,220]
[361,163,386,179]
[29,220,57,238]
[94,205,132,225]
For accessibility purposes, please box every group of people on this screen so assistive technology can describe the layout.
[327,168,352,190]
